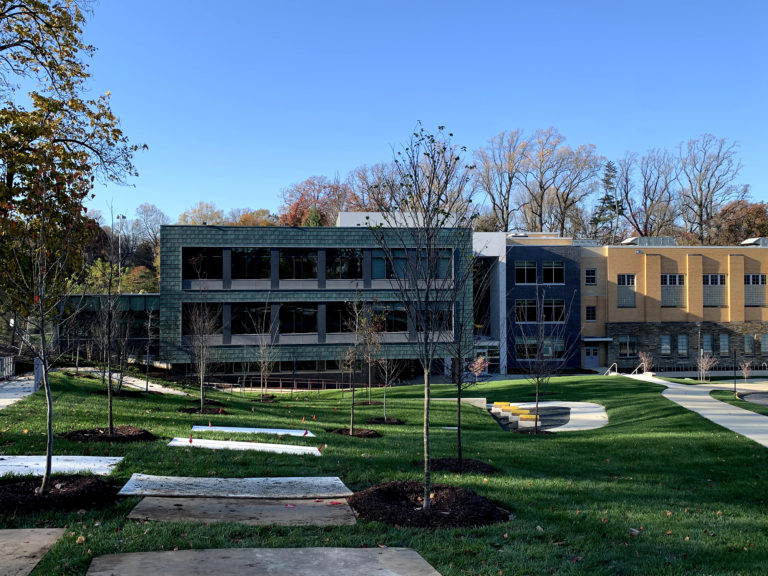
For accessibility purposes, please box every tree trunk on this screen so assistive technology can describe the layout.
[457,382,463,473]
[107,350,114,435]
[534,377,541,434]
[423,367,431,511]
[349,378,355,435]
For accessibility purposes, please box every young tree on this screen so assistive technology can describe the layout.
[369,125,475,510]
[638,351,654,373]
[376,356,407,422]
[514,289,579,433]
[739,359,752,393]
[183,302,221,412]
[698,353,718,382]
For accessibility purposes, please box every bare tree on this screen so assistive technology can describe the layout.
[739,359,752,393]
[619,150,679,238]
[638,351,654,373]
[679,134,748,245]
[369,124,475,510]
[514,289,579,433]
[473,130,525,232]
[346,163,394,211]
[184,302,221,412]
[697,353,719,382]
[134,203,169,265]
[376,357,407,422]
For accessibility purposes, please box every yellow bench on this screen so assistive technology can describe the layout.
[518,413,540,428]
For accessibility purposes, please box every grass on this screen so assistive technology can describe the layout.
[711,390,768,417]
[1,372,767,575]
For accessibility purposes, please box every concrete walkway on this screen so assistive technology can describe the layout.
[627,373,768,448]
[0,374,36,410]
[0,528,65,576]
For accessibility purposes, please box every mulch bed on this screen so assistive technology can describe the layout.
[0,475,120,516]
[354,401,383,406]
[327,428,381,438]
[60,426,157,443]
[366,417,405,425]
[428,458,500,474]
[348,481,510,528]
[178,407,229,415]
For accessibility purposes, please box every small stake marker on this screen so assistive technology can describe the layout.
[302,417,305,423]
[208,421,212,427]
[318,445,323,453]
[312,415,316,421]
[189,435,193,444]
[218,408,223,414]
[303,430,308,436]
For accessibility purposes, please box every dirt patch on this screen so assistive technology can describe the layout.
[60,426,157,443]
[178,407,229,415]
[0,475,119,516]
[512,428,554,435]
[327,428,381,438]
[354,401,383,406]
[348,481,510,528]
[366,417,404,425]
[427,458,500,474]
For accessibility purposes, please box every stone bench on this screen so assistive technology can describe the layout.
[518,414,540,428]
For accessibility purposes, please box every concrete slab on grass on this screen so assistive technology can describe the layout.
[128,496,356,526]
[169,437,320,456]
[191,425,315,437]
[118,474,353,499]
[0,455,123,477]
[0,528,65,576]
[87,547,441,576]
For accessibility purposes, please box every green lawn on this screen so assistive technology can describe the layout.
[711,390,768,417]
[1,372,767,575]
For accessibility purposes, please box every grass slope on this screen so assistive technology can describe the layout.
[0,373,766,575]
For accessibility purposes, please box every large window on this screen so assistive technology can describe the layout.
[745,334,755,355]
[374,303,409,332]
[585,305,596,321]
[181,303,222,335]
[515,300,536,323]
[719,334,730,356]
[762,335,768,355]
[515,261,536,284]
[182,248,223,280]
[326,302,353,333]
[231,303,270,334]
[678,334,689,357]
[419,249,453,279]
[703,274,727,307]
[618,335,637,358]
[745,274,767,307]
[702,333,713,354]
[372,249,408,280]
[617,274,636,308]
[542,299,565,322]
[661,274,686,307]
[279,249,318,279]
[585,268,596,286]
[279,303,318,333]
[326,249,363,280]
[542,261,564,284]
[231,248,270,280]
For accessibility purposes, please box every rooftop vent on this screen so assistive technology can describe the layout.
[621,236,677,247]
[740,237,768,247]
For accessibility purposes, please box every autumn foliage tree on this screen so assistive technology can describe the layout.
[278,175,354,226]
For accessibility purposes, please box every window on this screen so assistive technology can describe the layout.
[181,303,222,336]
[660,334,671,356]
[515,336,537,359]
[719,334,730,356]
[373,302,409,332]
[419,249,453,279]
[231,303,270,334]
[231,248,270,280]
[542,338,565,358]
[585,305,596,322]
[542,299,565,322]
[661,274,686,307]
[515,300,536,323]
[745,334,755,355]
[326,249,363,280]
[618,335,637,358]
[279,303,318,333]
[182,247,223,280]
[585,268,596,286]
[762,334,768,355]
[326,302,353,333]
[702,333,713,354]
[703,274,726,286]
[703,274,727,307]
[660,274,685,286]
[279,249,317,279]
[678,334,689,357]
[372,249,407,280]
[745,274,767,307]
[515,261,536,284]
[542,261,564,284]
[617,274,636,308]
[421,302,452,332]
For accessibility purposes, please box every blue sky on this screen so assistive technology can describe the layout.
[82,0,768,222]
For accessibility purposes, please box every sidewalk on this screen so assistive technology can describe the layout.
[0,374,36,410]
[627,373,768,448]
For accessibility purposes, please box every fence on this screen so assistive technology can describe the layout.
[0,356,13,380]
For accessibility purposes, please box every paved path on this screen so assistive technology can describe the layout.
[0,528,65,576]
[0,374,36,410]
[627,373,768,448]
[0,455,123,477]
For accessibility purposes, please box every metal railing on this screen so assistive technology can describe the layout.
[603,363,618,376]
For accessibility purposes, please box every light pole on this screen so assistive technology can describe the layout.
[116,214,126,292]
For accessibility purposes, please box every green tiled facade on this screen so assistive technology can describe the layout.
[159,225,473,371]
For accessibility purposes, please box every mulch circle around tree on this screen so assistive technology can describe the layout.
[0,475,120,516]
[348,481,510,528]
[60,426,157,443]
[178,407,229,415]
[327,428,381,438]
[427,458,500,474]
[354,401,383,406]
[366,417,405,425]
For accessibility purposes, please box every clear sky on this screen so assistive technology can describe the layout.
[81,0,768,222]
